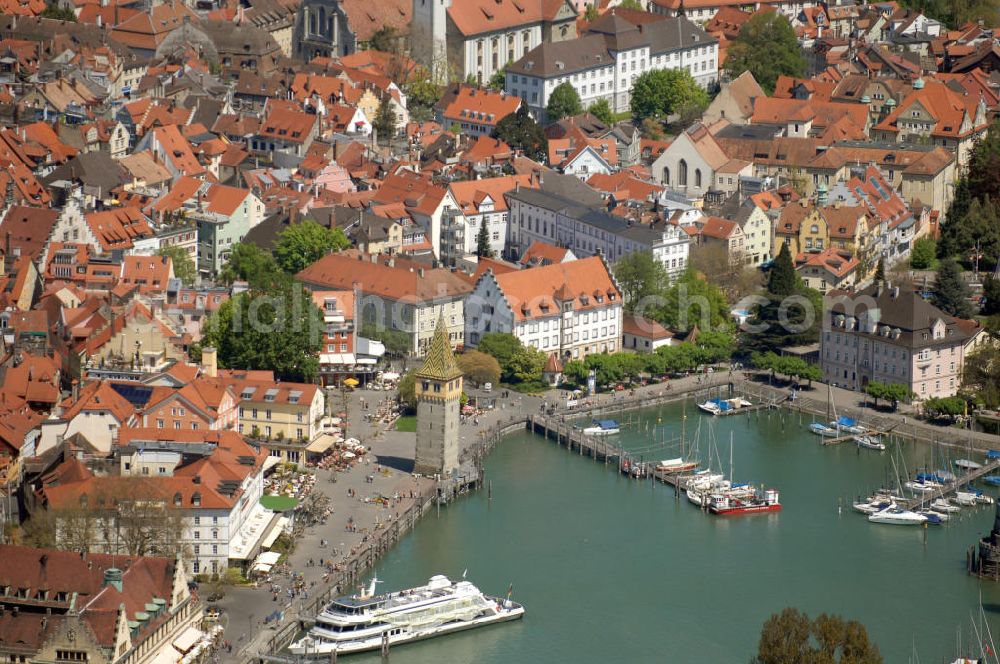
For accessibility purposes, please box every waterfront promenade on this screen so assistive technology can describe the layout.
[224,369,1000,663]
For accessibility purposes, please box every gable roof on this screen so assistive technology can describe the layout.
[488,255,620,322]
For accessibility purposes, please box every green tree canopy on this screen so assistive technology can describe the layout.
[476,221,494,258]
[629,69,709,121]
[493,105,547,161]
[768,242,797,297]
[219,243,286,290]
[368,26,397,53]
[201,282,322,382]
[984,274,1000,316]
[939,122,1000,266]
[507,345,547,383]
[488,64,509,91]
[613,251,668,312]
[931,259,974,318]
[725,12,806,95]
[360,323,412,357]
[752,607,882,664]
[588,98,615,125]
[274,221,351,275]
[659,267,732,334]
[456,350,501,386]
[373,99,397,143]
[923,396,967,420]
[397,372,417,411]
[909,236,937,270]
[156,245,196,286]
[964,343,1000,408]
[864,380,912,408]
[40,4,76,20]
[403,67,441,123]
[561,359,589,386]
[546,82,583,122]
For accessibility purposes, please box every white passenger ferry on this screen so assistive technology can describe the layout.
[289,575,524,655]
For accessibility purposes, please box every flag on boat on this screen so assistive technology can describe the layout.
[506,584,513,600]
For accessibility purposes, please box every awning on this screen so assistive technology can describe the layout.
[256,550,282,566]
[251,561,273,574]
[320,353,354,364]
[172,626,204,654]
[306,434,336,454]
[261,516,290,550]
[149,645,180,664]
[262,456,282,472]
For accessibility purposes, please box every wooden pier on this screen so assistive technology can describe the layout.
[898,459,1000,510]
[527,415,625,463]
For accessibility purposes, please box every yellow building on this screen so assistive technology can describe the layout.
[774,200,871,269]
[228,380,325,443]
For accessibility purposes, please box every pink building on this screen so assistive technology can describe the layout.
[821,283,973,401]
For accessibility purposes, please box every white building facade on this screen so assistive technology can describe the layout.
[506,14,718,121]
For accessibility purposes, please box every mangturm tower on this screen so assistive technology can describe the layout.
[413,315,463,477]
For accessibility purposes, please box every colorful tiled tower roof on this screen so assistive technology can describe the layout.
[414,314,462,381]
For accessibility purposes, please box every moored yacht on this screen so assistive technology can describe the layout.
[868,508,928,525]
[289,575,524,655]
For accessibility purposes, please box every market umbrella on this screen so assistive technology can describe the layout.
[344,378,360,387]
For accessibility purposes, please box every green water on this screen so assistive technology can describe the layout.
[357,402,1000,663]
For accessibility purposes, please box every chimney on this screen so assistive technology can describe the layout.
[103,568,123,592]
[201,346,217,378]
[71,379,79,401]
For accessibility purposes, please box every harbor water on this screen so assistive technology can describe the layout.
[355,401,1000,662]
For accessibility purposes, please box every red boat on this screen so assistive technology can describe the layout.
[708,489,782,516]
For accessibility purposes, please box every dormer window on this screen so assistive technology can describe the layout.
[192,492,201,507]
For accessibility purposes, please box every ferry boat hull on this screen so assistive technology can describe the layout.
[289,575,524,656]
[289,602,524,655]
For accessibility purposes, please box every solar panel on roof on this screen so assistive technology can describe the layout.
[110,383,154,406]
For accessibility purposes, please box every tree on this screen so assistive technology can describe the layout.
[588,98,615,125]
[156,245,196,286]
[274,221,351,274]
[618,0,644,7]
[477,332,537,382]
[923,396,967,420]
[562,359,589,386]
[397,372,417,412]
[984,274,1000,316]
[493,105,547,161]
[725,12,806,95]
[660,267,732,333]
[939,122,1000,266]
[689,243,764,301]
[767,243,797,297]
[692,330,736,365]
[630,69,709,121]
[404,67,441,123]
[219,242,285,289]
[507,345,546,383]
[488,64,509,92]
[909,236,937,270]
[963,343,1000,408]
[368,26,397,53]
[201,283,323,382]
[373,99,397,144]
[613,251,668,313]
[360,323,412,357]
[584,4,599,20]
[873,257,885,283]
[40,4,76,20]
[456,350,501,386]
[752,607,882,664]
[475,220,494,258]
[931,259,974,318]
[865,381,912,408]
[745,245,822,352]
[546,82,583,122]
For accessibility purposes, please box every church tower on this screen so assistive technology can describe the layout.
[411,0,451,83]
[413,315,463,477]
